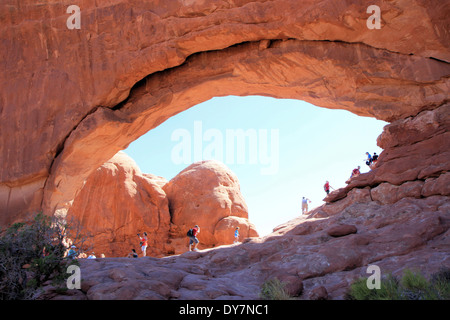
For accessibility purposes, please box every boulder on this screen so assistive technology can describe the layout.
[326,224,358,237]
[214,216,259,245]
[370,181,423,205]
[163,160,257,248]
[67,151,171,258]
[309,286,328,300]
[68,156,258,256]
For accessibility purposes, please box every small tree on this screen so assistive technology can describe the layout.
[0,212,89,300]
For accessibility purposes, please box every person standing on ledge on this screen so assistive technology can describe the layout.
[301,197,311,214]
[234,226,240,244]
[188,225,200,252]
[137,232,148,257]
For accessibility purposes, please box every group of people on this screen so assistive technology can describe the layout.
[347,152,378,181]
[186,225,240,252]
[68,225,239,260]
[66,245,105,259]
[127,232,148,258]
[365,152,378,168]
[301,152,380,215]
[127,224,241,257]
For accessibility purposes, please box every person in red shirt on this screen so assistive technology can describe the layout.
[351,166,361,178]
[188,225,200,252]
[324,180,334,195]
[137,232,148,257]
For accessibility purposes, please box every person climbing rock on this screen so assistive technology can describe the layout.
[187,225,200,251]
[324,180,334,195]
[351,166,361,178]
[372,152,379,167]
[346,166,361,184]
[365,152,373,167]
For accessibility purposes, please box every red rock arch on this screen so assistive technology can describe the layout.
[0,0,449,223]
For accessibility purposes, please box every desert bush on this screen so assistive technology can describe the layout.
[0,212,87,300]
[260,278,294,300]
[346,268,450,300]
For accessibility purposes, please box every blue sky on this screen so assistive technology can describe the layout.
[124,96,386,236]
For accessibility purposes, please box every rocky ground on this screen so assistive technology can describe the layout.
[39,192,450,300]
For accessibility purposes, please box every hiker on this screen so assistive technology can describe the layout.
[67,245,77,259]
[372,152,379,167]
[324,180,334,195]
[365,152,373,167]
[234,227,240,244]
[301,197,311,214]
[87,252,96,259]
[127,249,138,258]
[351,166,361,178]
[137,232,148,257]
[187,225,200,251]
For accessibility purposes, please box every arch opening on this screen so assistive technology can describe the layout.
[123,95,386,237]
[65,95,387,257]
[41,38,449,221]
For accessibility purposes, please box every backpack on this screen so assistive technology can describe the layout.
[187,229,193,237]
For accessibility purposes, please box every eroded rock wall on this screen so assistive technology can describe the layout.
[1,0,449,222]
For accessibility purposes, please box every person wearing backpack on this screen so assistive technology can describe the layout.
[187,225,200,251]
[324,180,334,195]
[372,152,378,167]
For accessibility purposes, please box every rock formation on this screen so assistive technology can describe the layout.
[163,160,258,251]
[67,154,258,257]
[0,0,449,301]
[39,103,450,300]
[40,183,449,300]
[323,103,450,207]
[66,151,171,257]
[1,0,449,221]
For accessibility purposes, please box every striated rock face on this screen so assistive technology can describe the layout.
[67,155,257,257]
[1,0,449,220]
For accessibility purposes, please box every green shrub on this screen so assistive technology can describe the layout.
[260,278,294,300]
[346,268,450,300]
[346,273,401,300]
[0,212,83,300]
[429,268,450,300]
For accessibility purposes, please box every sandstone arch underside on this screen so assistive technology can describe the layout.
[0,0,449,224]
